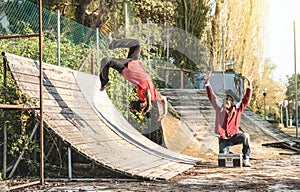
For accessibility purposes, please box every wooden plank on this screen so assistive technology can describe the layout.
[94,141,161,165]
[42,90,85,100]
[9,71,79,94]
[43,114,101,128]
[92,144,139,159]
[43,111,97,121]
[43,100,89,109]
[0,104,39,110]
[12,73,79,91]
[44,105,91,115]
[140,161,180,179]
[9,63,40,76]
[45,118,101,129]
[157,162,193,179]
[43,101,89,110]
[128,160,176,180]
[91,149,143,166]
[112,154,166,173]
[9,61,76,83]
[45,119,122,142]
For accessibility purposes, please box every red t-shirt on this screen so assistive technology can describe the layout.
[122,60,163,102]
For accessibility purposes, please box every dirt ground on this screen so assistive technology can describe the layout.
[12,155,300,192]
[9,147,300,192]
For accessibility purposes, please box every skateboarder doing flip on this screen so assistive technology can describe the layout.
[205,71,254,167]
[100,34,167,121]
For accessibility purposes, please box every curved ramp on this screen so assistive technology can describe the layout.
[73,72,200,164]
[6,53,200,180]
[159,89,218,158]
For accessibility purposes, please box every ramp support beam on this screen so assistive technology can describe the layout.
[68,146,72,180]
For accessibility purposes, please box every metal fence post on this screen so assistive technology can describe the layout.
[57,9,61,66]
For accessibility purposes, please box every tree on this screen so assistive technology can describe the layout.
[252,59,285,119]
[202,0,287,118]
[285,74,300,119]
[171,0,210,71]
[205,0,267,74]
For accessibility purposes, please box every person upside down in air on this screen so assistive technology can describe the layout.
[99,34,167,121]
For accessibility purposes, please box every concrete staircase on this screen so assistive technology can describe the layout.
[160,89,215,137]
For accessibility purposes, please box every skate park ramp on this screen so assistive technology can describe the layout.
[5,53,200,180]
[160,89,218,159]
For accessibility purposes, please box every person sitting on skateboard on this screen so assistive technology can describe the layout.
[205,71,254,167]
[100,34,167,121]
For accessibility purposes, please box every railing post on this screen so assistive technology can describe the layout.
[2,52,7,179]
[68,146,72,180]
[57,9,61,66]
[2,52,7,87]
[91,52,94,75]
[180,69,184,89]
[3,123,7,179]
[96,28,99,72]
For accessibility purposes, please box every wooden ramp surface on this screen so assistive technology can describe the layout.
[6,53,199,180]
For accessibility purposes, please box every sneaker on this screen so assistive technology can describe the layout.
[107,32,113,49]
[243,159,252,167]
[100,82,110,91]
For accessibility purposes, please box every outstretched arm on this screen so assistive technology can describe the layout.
[157,96,168,122]
[142,90,152,115]
[144,89,152,107]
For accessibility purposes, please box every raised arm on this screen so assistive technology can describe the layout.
[245,74,254,89]
[205,71,220,109]
[205,71,212,84]
[239,74,254,111]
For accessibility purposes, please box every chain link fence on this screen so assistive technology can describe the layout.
[0,0,211,87]
[0,0,107,75]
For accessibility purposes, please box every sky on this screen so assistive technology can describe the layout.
[264,0,300,84]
